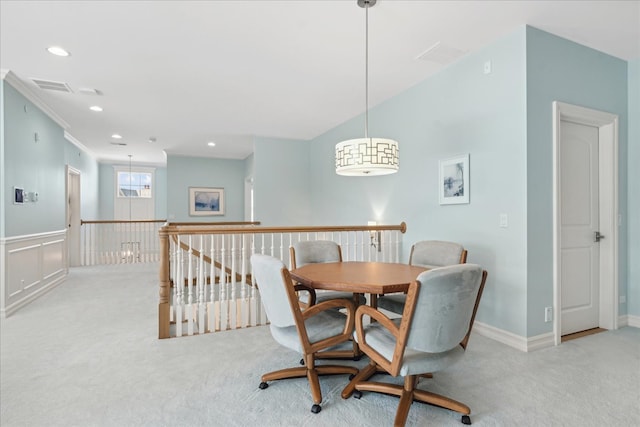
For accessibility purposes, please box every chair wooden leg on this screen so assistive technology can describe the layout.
[412,388,471,416]
[342,361,378,398]
[393,376,418,427]
[306,367,322,405]
[316,365,359,376]
[261,366,308,382]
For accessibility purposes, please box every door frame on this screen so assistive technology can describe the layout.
[66,165,82,267]
[552,101,619,345]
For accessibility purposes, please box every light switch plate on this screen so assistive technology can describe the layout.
[499,213,508,228]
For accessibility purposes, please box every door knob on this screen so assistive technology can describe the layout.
[594,231,604,242]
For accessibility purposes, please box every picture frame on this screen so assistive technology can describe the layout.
[189,187,225,216]
[439,154,469,205]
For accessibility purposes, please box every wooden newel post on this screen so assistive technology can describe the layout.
[158,226,171,338]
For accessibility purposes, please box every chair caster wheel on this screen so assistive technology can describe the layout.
[353,390,362,399]
[299,358,305,365]
[259,382,269,390]
[461,415,471,425]
[311,404,321,414]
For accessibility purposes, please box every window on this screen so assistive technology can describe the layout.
[117,171,152,198]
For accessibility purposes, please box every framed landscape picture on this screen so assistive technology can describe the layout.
[189,187,225,216]
[439,154,469,205]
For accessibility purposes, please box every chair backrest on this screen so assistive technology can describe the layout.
[250,254,297,328]
[405,264,484,353]
[408,240,467,268]
[290,240,342,269]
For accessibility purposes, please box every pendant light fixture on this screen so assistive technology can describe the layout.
[335,0,399,176]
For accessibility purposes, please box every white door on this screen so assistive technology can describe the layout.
[559,121,600,335]
[66,167,81,267]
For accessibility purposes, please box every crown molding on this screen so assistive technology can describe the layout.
[64,130,95,159]
[1,69,70,130]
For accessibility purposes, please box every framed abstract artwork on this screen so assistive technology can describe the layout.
[189,187,225,216]
[439,154,469,205]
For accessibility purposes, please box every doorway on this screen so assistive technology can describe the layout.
[66,166,81,267]
[552,101,619,345]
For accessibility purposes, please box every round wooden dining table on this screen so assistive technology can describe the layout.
[289,261,427,299]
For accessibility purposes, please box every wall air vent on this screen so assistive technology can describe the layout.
[31,78,73,93]
[415,42,466,64]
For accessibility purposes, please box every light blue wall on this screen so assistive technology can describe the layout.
[1,81,98,237]
[525,26,629,335]
[308,28,529,335]
[628,58,639,318]
[155,166,167,219]
[253,137,311,226]
[98,163,115,220]
[64,141,99,220]
[166,155,245,222]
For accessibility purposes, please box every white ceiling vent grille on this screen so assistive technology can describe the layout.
[110,142,127,146]
[31,78,73,93]
[78,87,103,96]
[416,42,466,64]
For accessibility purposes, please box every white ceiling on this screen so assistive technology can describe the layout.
[1,0,638,165]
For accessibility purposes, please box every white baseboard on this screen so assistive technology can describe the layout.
[620,314,640,328]
[0,273,66,317]
[473,321,554,352]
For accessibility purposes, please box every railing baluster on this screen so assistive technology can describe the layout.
[220,234,228,330]
[175,234,183,337]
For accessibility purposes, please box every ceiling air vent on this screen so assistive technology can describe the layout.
[31,78,73,93]
[110,142,127,146]
[78,87,103,96]
[416,42,466,64]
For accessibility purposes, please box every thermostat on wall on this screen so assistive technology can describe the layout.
[14,187,25,204]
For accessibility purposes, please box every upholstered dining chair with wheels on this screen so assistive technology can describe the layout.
[250,254,359,414]
[290,240,366,308]
[377,240,467,315]
[347,264,487,426]
[290,240,366,361]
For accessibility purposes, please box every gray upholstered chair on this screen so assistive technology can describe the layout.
[290,240,366,307]
[347,264,487,426]
[250,254,358,414]
[377,240,467,315]
[290,240,365,361]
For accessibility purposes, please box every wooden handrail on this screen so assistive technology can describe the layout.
[168,221,261,226]
[82,219,166,225]
[159,222,407,236]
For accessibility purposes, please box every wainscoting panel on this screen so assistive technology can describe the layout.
[0,230,67,317]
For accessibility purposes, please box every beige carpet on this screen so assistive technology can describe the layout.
[1,263,639,426]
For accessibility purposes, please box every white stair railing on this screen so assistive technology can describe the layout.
[158,222,407,339]
[80,220,166,265]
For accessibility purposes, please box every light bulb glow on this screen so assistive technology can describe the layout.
[47,46,70,57]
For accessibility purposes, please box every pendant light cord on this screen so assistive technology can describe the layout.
[128,154,132,221]
[364,3,369,139]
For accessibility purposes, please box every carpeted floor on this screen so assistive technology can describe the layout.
[1,263,638,426]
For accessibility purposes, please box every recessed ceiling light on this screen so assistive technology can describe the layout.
[89,106,103,112]
[47,46,70,57]
[207,142,216,147]
[112,134,122,139]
